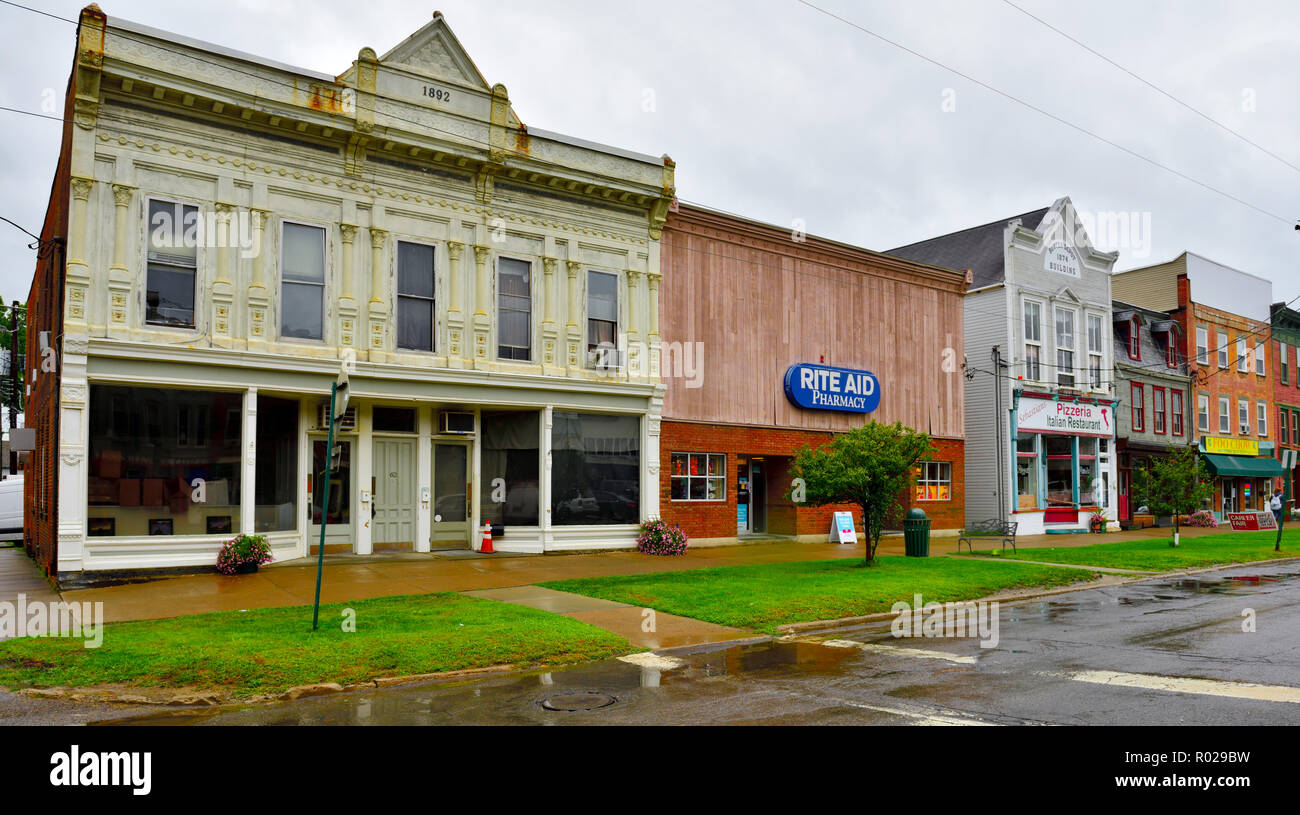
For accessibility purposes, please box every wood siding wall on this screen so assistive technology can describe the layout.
[659,206,966,439]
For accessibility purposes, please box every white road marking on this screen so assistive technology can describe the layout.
[822,639,977,664]
[618,652,686,671]
[1062,670,1300,704]
[785,690,997,726]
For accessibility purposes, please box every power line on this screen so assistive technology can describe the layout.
[793,0,1295,226]
[1000,0,1300,177]
[2,0,1295,231]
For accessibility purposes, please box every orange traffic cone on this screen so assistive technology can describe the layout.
[480,521,494,554]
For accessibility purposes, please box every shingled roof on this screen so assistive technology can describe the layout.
[886,207,1049,290]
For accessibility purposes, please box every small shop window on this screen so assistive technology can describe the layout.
[1015,433,1039,510]
[915,461,952,501]
[670,453,726,501]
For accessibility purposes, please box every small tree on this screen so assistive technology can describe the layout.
[1130,445,1213,545]
[789,421,932,563]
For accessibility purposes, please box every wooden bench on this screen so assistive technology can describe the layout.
[957,519,1018,554]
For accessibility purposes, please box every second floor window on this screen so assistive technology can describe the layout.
[1237,336,1248,372]
[146,199,199,329]
[1087,314,1103,388]
[1281,408,1289,445]
[497,257,532,361]
[1239,398,1250,435]
[1282,342,1290,385]
[1056,307,1076,387]
[1258,401,1268,437]
[1153,387,1166,434]
[281,222,325,340]
[1172,390,1184,436]
[1219,395,1230,433]
[1256,341,1266,376]
[586,270,618,368]
[1131,383,1144,431]
[1196,326,1208,364]
[1023,300,1041,381]
[1198,394,1209,432]
[396,241,435,352]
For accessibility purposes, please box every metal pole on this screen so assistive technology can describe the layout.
[993,346,1004,523]
[311,382,336,631]
[8,300,17,478]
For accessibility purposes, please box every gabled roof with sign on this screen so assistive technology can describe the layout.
[887,207,1048,290]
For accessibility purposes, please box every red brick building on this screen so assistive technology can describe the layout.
[657,204,967,543]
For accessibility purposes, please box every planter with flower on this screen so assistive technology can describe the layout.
[216,533,274,575]
[1088,513,1107,534]
[636,518,688,556]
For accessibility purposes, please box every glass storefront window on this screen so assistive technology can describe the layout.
[480,410,539,526]
[1078,437,1097,505]
[551,411,640,525]
[87,386,242,537]
[255,396,299,532]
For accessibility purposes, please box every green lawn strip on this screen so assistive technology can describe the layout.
[958,530,1300,572]
[541,557,1098,634]
[0,593,632,697]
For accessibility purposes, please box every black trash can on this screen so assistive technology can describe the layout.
[903,508,930,557]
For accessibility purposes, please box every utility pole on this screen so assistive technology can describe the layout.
[8,300,17,478]
[993,346,1005,523]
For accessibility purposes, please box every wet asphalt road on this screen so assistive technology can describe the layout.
[85,560,1300,726]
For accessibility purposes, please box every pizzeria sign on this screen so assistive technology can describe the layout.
[1016,396,1112,437]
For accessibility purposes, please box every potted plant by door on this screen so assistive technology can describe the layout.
[216,533,274,575]
[1088,513,1107,534]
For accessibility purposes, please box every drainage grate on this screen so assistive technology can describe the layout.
[539,692,618,712]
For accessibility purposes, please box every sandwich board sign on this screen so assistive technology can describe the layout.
[831,511,858,544]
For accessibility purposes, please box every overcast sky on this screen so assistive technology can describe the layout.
[1,0,1297,306]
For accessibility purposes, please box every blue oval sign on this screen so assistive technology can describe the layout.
[784,363,881,414]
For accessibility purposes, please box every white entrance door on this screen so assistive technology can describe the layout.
[373,437,416,551]
[431,441,471,548]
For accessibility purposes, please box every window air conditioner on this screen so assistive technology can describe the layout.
[439,411,475,434]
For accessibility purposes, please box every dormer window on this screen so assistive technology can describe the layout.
[1166,334,1177,368]
[1128,316,1141,360]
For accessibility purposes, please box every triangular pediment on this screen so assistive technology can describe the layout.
[378,12,490,89]
[1054,286,1081,303]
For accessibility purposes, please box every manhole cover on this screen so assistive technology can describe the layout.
[539,692,618,712]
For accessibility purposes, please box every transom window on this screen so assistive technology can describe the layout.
[146,199,199,329]
[497,257,532,361]
[670,453,725,501]
[396,241,435,352]
[916,461,952,501]
[281,222,326,340]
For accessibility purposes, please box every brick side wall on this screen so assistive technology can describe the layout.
[659,422,964,541]
[24,68,75,575]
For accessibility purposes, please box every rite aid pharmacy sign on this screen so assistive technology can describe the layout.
[1016,396,1112,438]
[783,363,881,414]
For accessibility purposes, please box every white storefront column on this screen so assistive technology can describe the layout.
[540,406,553,550]
[355,403,374,555]
[469,408,482,551]
[241,387,257,535]
[643,387,664,522]
[416,406,432,553]
[296,399,314,559]
[56,341,90,575]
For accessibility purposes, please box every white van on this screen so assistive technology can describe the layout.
[0,475,23,535]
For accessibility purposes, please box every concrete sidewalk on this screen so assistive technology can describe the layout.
[0,546,62,641]
[58,524,1216,625]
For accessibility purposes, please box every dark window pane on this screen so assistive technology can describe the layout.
[479,410,539,526]
[551,411,639,525]
[397,297,433,351]
[145,264,196,327]
[588,271,617,321]
[255,395,298,532]
[397,242,435,297]
[282,282,323,339]
[373,407,416,433]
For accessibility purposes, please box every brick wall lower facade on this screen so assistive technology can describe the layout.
[659,421,963,541]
